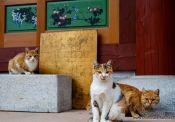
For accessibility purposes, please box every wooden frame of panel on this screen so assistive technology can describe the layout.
[0,0,37,48]
[37,0,119,45]
[0,0,5,48]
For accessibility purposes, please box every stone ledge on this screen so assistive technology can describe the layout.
[0,74,72,113]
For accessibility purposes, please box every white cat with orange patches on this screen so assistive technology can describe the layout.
[90,60,123,122]
[8,48,39,74]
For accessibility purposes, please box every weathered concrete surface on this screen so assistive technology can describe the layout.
[0,110,173,122]
[0,110,88,122]
[0,75,72,112]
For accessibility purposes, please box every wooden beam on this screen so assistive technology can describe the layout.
[36,0,46,46]
[4,32,36,48]
[5,0,36,5]
[96,0,119,44]
[0,1,5,48]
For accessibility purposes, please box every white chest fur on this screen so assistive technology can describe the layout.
[25,59,38,72]
[90,74,123,122]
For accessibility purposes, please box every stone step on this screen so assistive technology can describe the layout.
[112,71,135,81]
[0,75,72,113]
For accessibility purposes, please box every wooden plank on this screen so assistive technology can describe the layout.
[4,32,36,47]
[98,44,136,71]
[150,0,159,75]
[172,0,175,75]
[120,0,136,44]
[158,0,169,75]
[136,0,145,75]
[144,0,152,75]
[95,0,119,44]
[0,1,5,48]
[136,0,175,75]
[5,0,36,5]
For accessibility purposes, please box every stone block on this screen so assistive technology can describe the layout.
[0,75,72,112]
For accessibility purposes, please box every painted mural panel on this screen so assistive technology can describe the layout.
[47,0,108,30]
[6,5,37,33]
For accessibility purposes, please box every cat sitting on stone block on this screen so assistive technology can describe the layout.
[8,48,39,74]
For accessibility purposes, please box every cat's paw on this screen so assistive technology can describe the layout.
[108,106,122,120]
[132,114,140,119]
[92,119,100,122]
[101,119,110,122]
[24,72,32,75]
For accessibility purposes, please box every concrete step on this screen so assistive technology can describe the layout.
[113,71,135,81]
[0,110,173,122]
[0,75,72,113]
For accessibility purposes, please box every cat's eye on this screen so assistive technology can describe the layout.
[97,71,102,74]
[106,71,109,74]
[152,98,156,101]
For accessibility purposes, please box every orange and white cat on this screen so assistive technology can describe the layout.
[117,83,160,118]
[90,60,123,122]
[8,48,39,74]
[88,83,160,120]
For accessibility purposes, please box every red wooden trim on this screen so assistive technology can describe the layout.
[36,0,46,46]
[0,1,5,48]
[4,32,36,48]
[120,0,136,44]
[136,0,145,75]
[98,44,136,71]
[136,0,175,75]
[5,0,37,5]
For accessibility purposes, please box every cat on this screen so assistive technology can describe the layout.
[117,83,160,118]
[87,83,160,119]
[90,60,123,122]
[8,48,39,74]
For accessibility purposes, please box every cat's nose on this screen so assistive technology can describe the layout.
[31,58,35,62]
[100,76,106,80]
[149,100,152,104]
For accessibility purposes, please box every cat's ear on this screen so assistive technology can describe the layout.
[142,88,146,92]
[25,48,29,54]
[106,60,112,67]
[34,48,39,53]
[93,60,99,69]
[155,89,159,95]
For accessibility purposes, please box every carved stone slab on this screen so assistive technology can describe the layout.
[40,30,97,108]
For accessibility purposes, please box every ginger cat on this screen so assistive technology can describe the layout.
[87,83,160,119]
[117,83,160,118]
[8,48,39,74]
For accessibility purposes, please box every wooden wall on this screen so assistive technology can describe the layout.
[136,0,175,75]
[98,0,136,70]
[0,0,136,72]
[0,0,119,48]
[0,0,5,48]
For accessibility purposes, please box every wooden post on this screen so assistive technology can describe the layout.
[36,0,46,46]
[0,0,5,48]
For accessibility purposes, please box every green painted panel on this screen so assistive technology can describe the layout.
[47,0,108,30]
[6,5,37,33]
